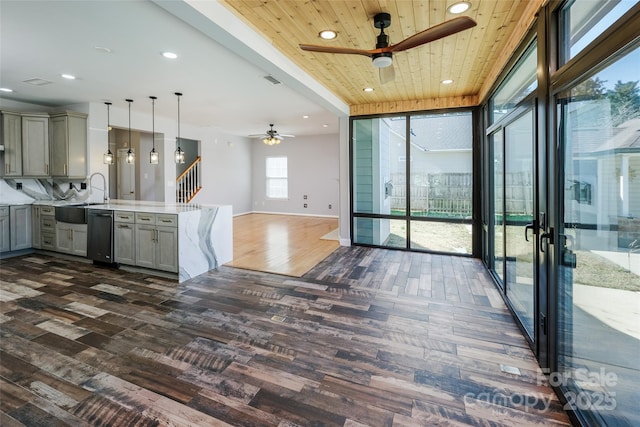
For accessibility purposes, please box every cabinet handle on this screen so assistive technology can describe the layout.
[47,164,49,174]
[118,224,129,229]
[160,219,171,223]
[63,164,66,175]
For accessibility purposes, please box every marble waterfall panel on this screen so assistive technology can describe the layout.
[178,205,232,282]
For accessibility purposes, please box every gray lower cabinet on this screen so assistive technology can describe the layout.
[31,205,54,249]
[134,213,178,273]
[9,205,32,251]
[40,209,56,251]
[0,206,9,252]
[55,223,87,256]
[114,211,135,265]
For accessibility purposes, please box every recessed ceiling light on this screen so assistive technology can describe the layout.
[61,74,76,80]
[0,87,13,92]
[322,124,329,128]
[363,87,374,92]
[303,115,309,119]
[448,2,471,14]
[319,30,337,40]
[162,52,178,59]
[442,79,454,84]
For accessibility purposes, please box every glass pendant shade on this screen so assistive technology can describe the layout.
[103,102,114,165]
[174,92,185,164]
[103,150,114,164]
[126,99,134,164]
[174,146,185,164]
[149,96,159,164]
[150,148,159,164]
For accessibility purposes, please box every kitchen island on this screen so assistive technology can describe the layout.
[83,200,232,283]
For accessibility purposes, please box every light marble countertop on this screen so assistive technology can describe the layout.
[26,199,230,214]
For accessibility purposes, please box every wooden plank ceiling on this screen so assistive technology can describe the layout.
[218,0,543,116]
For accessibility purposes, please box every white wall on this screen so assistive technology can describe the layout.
[251,133,339,217]
[190,130,252,215]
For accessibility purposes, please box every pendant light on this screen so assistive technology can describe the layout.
[103,102,114,165]
[149,96,159,164]
[174,92,185,164]
[126,99,135,164]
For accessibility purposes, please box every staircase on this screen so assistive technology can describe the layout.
[176,156,202,203]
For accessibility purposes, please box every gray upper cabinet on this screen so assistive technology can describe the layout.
[21,113,49,176]
[1,111,23,177]
[50,112,87,178]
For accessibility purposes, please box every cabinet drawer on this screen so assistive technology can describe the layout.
[115,211,135,223]
[41,232,56,250]
[156,214,177,227]
[135,212,155,225]
[41,217,56,230]
[0,206,9,216]
[40,206,55,216]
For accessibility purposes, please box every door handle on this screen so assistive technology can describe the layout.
[540,229,554,252]
[524,223,535,242]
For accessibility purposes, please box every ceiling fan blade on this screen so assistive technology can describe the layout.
[279,134,295,138]
[299,44,373,57]
[379,64,395,85]
[388,16,476,53]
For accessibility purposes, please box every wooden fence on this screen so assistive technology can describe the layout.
[389,172,533,217]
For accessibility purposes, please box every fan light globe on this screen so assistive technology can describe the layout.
[372,56,393,68]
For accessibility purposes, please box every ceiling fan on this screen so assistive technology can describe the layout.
[299,14,476,85]
[249,124,295,145]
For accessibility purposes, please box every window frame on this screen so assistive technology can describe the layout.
[265,156,288,200]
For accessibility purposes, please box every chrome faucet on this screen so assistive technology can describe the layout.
[89,172,109,203]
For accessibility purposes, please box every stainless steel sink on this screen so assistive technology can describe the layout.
[55,204,88,224]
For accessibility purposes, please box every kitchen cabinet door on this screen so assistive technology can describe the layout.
[32,206,41,249]
[156,226,178,272]
[115,222,135,265]
[2,111,22,176]
[50,112,87,178]
[56,223,72,253]
[135,224,156,269]
[0,207,10,252]
[70,224,87,257]
[9,205,32,251]
[22,114,49,176]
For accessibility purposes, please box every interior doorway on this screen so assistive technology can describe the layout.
[108,127,165,202]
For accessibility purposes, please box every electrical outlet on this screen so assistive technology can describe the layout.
[303,195,308,200]
[69,182,73,190]
[16,182,22,190]
[303,203,307,208]
[328,204,332,209]
[81,182,87,190]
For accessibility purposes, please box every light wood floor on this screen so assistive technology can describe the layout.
[0,250,571,426]
[228,213,340,277]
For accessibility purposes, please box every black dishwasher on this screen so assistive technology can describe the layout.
[87,209,116,265]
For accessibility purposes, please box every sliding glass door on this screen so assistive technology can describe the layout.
[489,105,538,339]
[555,45,639,427]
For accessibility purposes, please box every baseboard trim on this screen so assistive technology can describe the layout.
[249,210,339,219]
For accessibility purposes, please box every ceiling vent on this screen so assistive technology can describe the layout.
[263,75,281,85]
[23,78,53,86]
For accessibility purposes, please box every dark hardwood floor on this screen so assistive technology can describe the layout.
[0,248,570,426]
